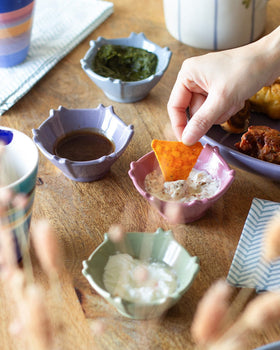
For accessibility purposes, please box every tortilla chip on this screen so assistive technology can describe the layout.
[151,140,203,181]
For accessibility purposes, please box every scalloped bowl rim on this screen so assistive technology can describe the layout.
[82,229,200,306]
[33,105,134,165]
[81,32,172,84]
[128,144,235,208]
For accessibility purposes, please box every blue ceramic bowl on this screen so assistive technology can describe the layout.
[80,32,172,103]
[32,105,134,182]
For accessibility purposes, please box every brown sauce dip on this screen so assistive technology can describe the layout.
[54,128,115,161]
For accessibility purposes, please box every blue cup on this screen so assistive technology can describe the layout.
[0,0,35,67]
[0,0,33,13]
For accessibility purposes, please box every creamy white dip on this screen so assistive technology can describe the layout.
[103,253,178,303]
[145,168,220,202]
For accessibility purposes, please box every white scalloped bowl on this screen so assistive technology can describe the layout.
[80,32,172,103]
[128,144,235,224]
[32,105,134,182]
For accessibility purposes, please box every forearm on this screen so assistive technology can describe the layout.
[167,25,280,145]
[250,25,280,86]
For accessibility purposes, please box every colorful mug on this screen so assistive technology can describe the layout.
[0,0,35,67]
[0,127,39,259]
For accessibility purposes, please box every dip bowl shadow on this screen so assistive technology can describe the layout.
[82,228,199,320]
[80,32,172,103]
[32,105,134,182]
[128,144,235,224]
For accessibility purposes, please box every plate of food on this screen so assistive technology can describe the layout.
[255,341,280,350]
[201,81,280,181]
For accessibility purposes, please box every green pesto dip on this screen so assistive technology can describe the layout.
[92,44,158,82]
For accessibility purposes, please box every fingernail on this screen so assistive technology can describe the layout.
[181,131,193,146]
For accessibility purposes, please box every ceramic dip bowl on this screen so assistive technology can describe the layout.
[128,144,235,224]
[32,105,134,182]
[82,228,199,320]
[80,32,172,103]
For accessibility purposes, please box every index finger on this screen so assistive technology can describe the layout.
[167,77,192,141]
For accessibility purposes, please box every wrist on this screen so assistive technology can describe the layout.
[254,26,280,85]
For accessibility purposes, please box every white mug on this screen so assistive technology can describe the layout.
[163,0,269,50]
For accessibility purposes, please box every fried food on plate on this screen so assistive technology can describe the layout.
[220,100,251,134]
[249,78,280,119]
[235,125,280,165]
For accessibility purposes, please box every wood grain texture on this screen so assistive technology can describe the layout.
[1,0,280,349]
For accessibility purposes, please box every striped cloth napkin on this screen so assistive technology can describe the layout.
[0,0,113,115]
[227,198,280,292]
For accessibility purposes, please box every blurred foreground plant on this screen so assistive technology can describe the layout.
[0,190,54,350]
[191,210,280,350]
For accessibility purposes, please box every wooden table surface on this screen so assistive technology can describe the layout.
[1,0,280,349]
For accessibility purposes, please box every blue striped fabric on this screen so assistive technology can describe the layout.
[227,198,280,292]
[0,0,113,115]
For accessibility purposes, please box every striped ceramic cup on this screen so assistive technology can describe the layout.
[163,0,268,50]
[0,127,39,260]
[0,0,35,67]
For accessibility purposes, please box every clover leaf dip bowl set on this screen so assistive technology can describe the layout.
[32,32,235,320]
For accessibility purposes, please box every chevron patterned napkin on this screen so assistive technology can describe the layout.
[227,198,280,292]
[0,0,113,115]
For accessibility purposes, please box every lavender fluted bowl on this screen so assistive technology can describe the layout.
[32,105,134,182]
[128,144,235,224]
[80,32,172,103]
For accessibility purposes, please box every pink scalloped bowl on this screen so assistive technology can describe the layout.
[128,144,235,224]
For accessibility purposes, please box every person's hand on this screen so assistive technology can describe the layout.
[167,26,280,145]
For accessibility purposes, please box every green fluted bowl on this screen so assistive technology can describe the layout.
[82,228,199,320]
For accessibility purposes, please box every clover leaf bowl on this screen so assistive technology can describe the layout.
[32,104,134,182]
[128,144,235,224]
[82,228,199,320]
[80,32,172,103]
